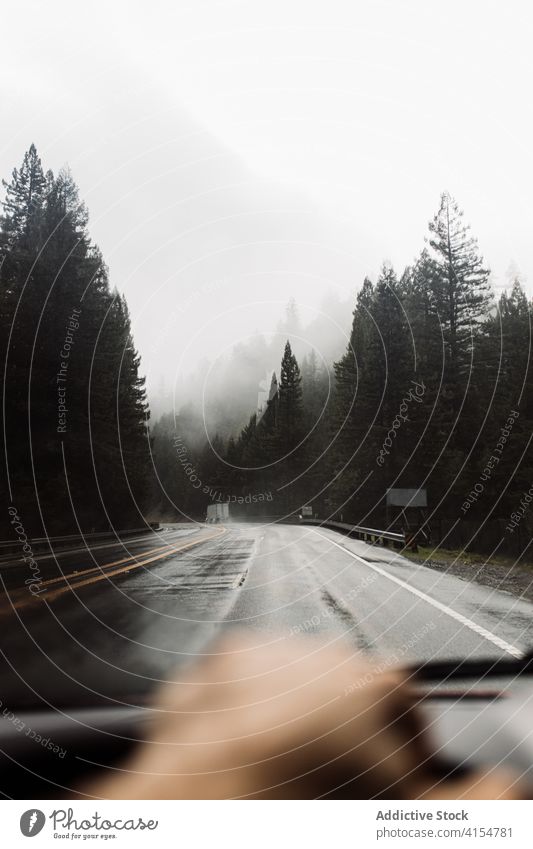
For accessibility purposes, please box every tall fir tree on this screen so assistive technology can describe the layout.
[427,192,491,393]
[0,145,151,535]
[277,340,303,452]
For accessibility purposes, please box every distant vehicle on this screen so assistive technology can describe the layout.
[301,505,313,518]
[206,503,229,523]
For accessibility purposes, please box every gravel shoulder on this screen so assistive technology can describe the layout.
[402,546,533,604]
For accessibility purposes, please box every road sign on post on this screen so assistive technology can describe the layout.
[386,489,428,552]
[386,488,427,507]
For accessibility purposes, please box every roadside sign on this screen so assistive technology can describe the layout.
[386,488,427,507]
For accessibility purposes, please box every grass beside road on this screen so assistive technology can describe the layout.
[402,545,533,604]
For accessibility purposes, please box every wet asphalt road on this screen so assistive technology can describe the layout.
[1,522,533,709]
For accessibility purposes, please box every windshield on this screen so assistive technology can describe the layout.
[1,6,532,714]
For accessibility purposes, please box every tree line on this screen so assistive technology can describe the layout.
[153,193,533,556]
[1,147,530,557]
[0,145,151,537]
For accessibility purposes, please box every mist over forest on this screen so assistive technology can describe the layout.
[148,292,351,434]
[3,3,533,809]
[1,144,532,564]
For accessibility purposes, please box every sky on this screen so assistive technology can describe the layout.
[1,0,533,398]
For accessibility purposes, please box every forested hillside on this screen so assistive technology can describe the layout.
[152,193,533,557]
[2,147,531,559]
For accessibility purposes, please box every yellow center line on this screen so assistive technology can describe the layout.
[1,526,227,613]
[25,541,187,591]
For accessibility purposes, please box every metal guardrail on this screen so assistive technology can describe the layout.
[298,518,406,548]
[0,526,158,560]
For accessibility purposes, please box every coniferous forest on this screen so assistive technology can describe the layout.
[0,145,151,537]
[1,145,532,560]
[152,195,533,559]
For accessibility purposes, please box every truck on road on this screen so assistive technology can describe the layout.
[206,503,229,523]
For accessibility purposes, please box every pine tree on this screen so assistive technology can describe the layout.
[471,280,533,539]
[399,196,495,528]
[427,192,491,391]
[87,291,151,528]
[299,351,332,514]
[401,253,461,505]
[1,143,47,246]
[277,341,303,452]
[330,267,419,523]
[369,264,416,469]
[328,278,374,516]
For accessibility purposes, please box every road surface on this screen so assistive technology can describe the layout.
[1,522,532,708]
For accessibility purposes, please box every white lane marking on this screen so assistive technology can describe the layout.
[312,530,522,658]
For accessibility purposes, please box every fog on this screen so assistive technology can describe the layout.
[2,0,532,428]
[151,292,351,435]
